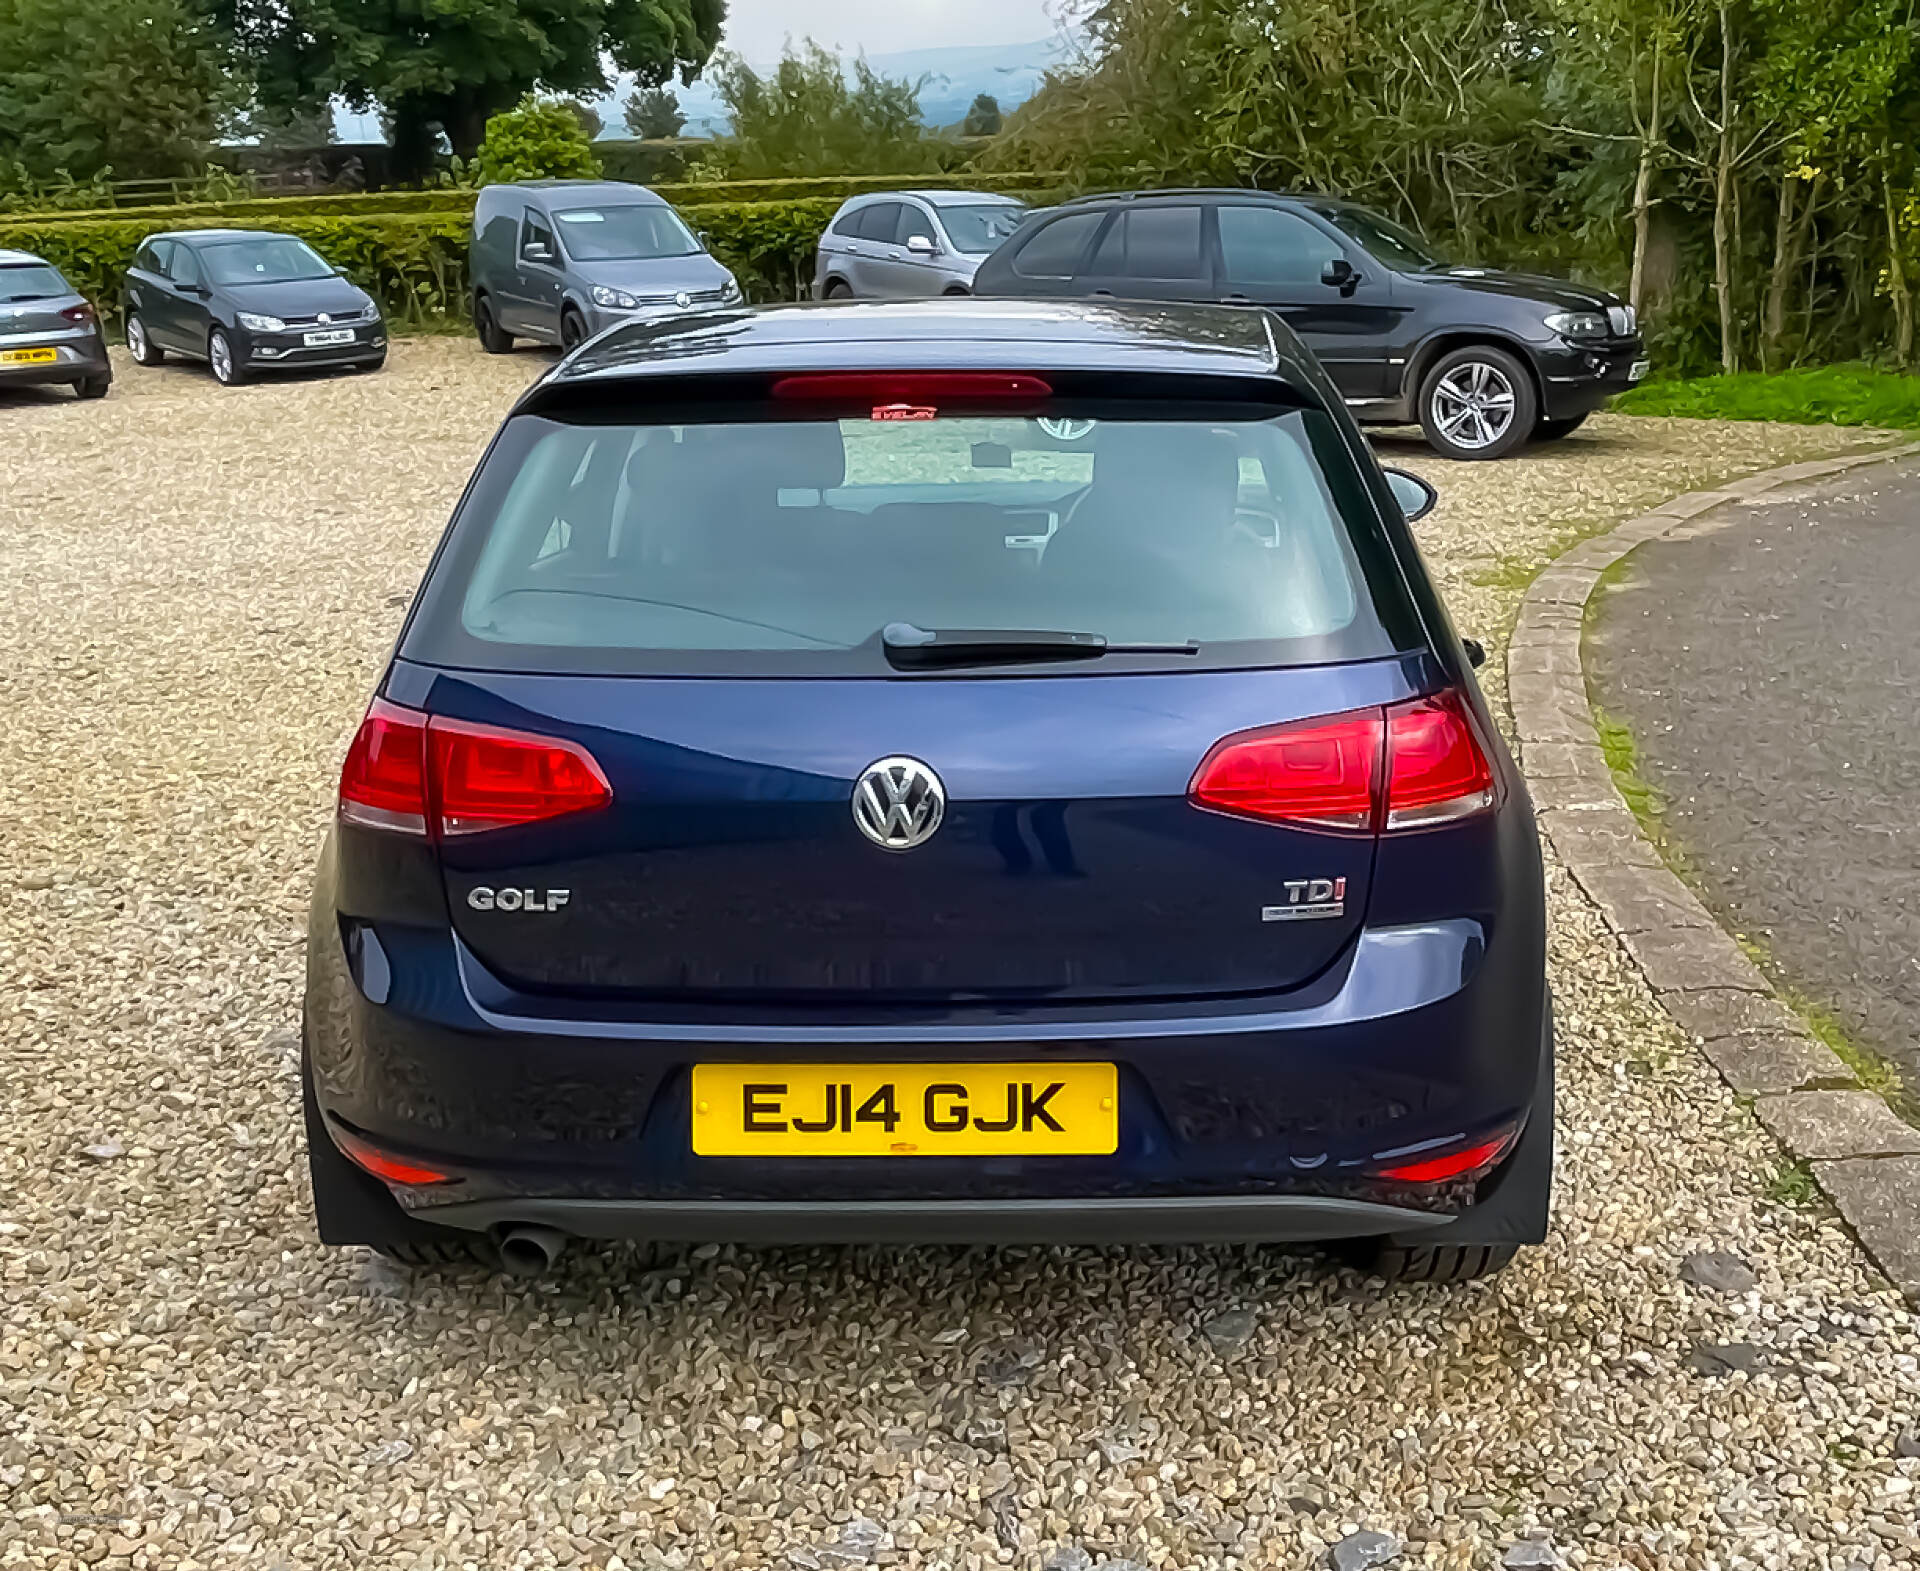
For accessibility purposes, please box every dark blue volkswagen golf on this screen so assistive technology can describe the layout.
[303,298,1551,1283]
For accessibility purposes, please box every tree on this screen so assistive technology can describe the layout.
[709,42,933,178]
[962,93,1004,136]
[221,0,726,178]
[626,87,687,139]
[562,98,604,142]
[474,96,605,186]
[0,0,239,182]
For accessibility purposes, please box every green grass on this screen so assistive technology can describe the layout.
[1592,705,1663,825]
[1617,363,1920,428]
[1470,554,1545,591]
[1764,1158,1821,1208]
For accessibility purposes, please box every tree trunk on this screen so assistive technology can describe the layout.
[1712,0,1739,374]
[1883,167,1913,364]
[387,102,440,186]
[1763,177,1796,370]
[1629,35,1665,318]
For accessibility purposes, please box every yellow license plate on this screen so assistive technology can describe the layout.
[0,347,57,365]
[691,1062,1118,1157]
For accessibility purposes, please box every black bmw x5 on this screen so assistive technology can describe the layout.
[972,189,1648,460]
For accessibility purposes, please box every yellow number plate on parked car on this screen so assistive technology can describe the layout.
[0,347,57,365]
[690,1063,1118,1157]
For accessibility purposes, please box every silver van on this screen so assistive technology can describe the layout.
[469,180,742,352]
[812,191,1029,300]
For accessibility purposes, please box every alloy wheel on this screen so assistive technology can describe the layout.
[127,317,149,363]
[1430,360,1516,451]
[209,331,234,384]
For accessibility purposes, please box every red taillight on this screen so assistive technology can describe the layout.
[770,372,1053,410]
[339,699,430,835]
[330,1126,455,1186]
[1189,692,1494,833]
[1189,710,1383,831]
[428,716,612,836]
[1379,1131,1514,1183]
[60,303,96,325]
[1384,692,1496,829]
[337,701,611,838]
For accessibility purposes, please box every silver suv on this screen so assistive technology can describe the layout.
[812,191,1028,300]
[469,180,743,353]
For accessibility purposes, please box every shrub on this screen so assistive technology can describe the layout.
[473,96,604,187]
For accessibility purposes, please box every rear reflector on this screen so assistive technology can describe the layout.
[1378,1130,1514,1183]
[338,701,612,838]
[1189,690,1494,833]
[771,372,1053,408]
[330,1126,456,1186]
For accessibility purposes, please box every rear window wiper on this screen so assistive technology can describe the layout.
[881,621,1199,669]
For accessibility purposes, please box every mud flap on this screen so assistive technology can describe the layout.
[1386,998,1555,1249]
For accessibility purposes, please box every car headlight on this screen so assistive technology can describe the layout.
[356,301,382,323]
[237,312,286,332]
[1545,310,1609,340]
[591,285,640,310]
[720,277,744,304]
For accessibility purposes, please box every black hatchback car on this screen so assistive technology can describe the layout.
[303,298,1552,1286]
[122,230,387,386]
[972,190,1648,460]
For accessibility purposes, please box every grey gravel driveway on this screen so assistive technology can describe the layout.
[1588,460,1920,1089]
[3,347,1919,1570]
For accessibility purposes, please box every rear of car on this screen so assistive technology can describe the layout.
[303,301,1550,1283]
[0,250,112,400]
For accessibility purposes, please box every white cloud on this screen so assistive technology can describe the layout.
[719,0,1062,61]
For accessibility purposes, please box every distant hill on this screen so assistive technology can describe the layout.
[330,38,1072,146]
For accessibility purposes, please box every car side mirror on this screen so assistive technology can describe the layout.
[907,234,938,256]
[1462,637,1487,669]
[1322,257,1358,294]
[523,243,553,264]
[1383,466,1437,522]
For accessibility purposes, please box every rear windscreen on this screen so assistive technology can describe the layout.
[405,406,1422,676]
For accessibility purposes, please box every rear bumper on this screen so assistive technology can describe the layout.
[304,807,1551,1243]
[0,335,111,386]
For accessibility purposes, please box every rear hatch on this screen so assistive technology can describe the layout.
[0,262,81,340]
[386,378,1435,1004]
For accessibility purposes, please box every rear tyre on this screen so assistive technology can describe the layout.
[1533,413,1589,442]
[74,375,111,400]
[208,327,245,386]
[371,1237,499,1270]
[474,293,513,354]
[824,280,853,300]
[1355,1241,1520,1283]
[1417,345,1536,461]
[126,314,164,366]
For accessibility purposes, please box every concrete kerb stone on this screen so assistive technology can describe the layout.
[1508,440,1920,1304]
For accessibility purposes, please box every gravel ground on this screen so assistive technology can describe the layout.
[4,342,1919,1571]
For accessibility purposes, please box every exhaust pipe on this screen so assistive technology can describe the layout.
[496,1224,567,1277]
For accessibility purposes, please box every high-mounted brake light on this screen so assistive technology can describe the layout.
[1189,691,1494,833]
[338,701,612,838]
[771,372,1053,410]
[1378,1130,1515,1183]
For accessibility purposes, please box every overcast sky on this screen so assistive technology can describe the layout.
[718,0,1062,59]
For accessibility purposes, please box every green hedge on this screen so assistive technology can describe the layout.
[7,173,1062,227]
[0,196,859,326]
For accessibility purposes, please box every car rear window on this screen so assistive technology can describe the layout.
[405,404,1422,676]
[0,264,70,300]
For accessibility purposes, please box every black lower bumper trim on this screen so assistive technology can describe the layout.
[419,1193,1456,1246]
